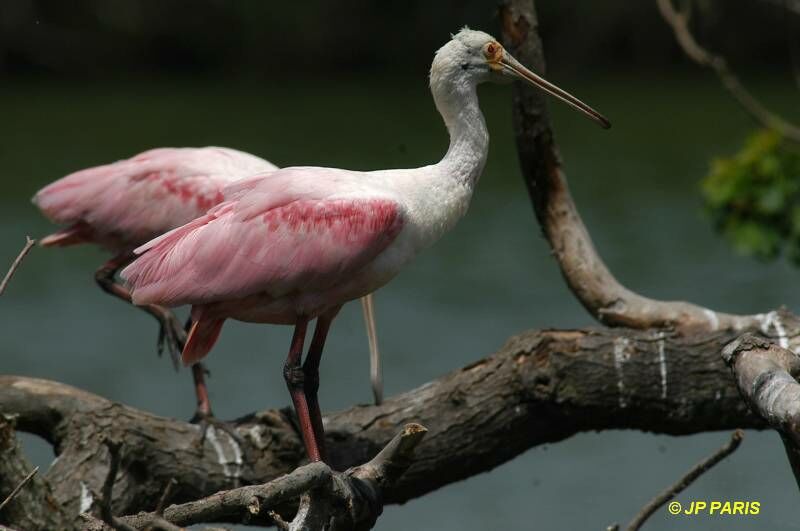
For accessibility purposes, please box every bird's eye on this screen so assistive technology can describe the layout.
[483,42,502,61]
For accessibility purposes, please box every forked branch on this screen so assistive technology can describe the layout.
[657,0,800,143]
[82,424,427,530]
[499,0,763,333]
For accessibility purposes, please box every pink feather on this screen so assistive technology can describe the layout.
[123,179,403,308]
[33,147,277,251]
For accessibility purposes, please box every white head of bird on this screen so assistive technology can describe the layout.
[430,28,610,130]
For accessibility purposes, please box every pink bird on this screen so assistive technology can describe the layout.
[32,146,385,429]
[123,29,609,462]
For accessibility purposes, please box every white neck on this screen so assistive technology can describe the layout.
[432,78,489,188]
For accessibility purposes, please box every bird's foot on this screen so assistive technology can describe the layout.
[190,410,249,459]
[156,313,187,369]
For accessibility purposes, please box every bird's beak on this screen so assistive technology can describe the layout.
[497,53,611,129]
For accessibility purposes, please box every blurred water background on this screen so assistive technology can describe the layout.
[2,1,800,530]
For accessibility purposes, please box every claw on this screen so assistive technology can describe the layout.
[156,314,186,371]
[190,412,251,464]
[156,325,167,358]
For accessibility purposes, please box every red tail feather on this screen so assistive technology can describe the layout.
[182,318,225,366]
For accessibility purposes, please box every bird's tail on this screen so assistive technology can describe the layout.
[360,294,383,405]
[39,222,93,247]
[183,314,225,366]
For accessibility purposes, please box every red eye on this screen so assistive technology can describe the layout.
[484,42,501,60]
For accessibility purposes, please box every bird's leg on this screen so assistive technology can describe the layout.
[188,361,246,452]
[191,363,213,418]
[360,294,383,405]
[94,253,186,366]
[283,316,324,462]
[181,317,216,420]
[302,311,335,464]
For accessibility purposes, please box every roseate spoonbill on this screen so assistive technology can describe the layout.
[32,146,385,427]
[122,28,609,462]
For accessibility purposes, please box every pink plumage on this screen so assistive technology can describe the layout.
[33,147,276,251]
[31,146,280,426]
[32,146,388,423]
[123,167,404,352]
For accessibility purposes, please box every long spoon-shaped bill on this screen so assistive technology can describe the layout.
[501,54,611,129]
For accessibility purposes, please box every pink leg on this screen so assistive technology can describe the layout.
[98,256,220,430]
[283,316,324,462]
[192,363,212,418]
[95,253,186,365]
[302,312,336,463]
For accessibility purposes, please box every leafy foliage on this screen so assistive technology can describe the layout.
[703,130,800,264]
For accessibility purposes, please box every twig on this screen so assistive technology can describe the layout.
[144,478,177,531]
[0,466,39,512]
[98,439,137,531]
[657,0,800,143]
[155,479,177,514]
[0,237,35,297]
[625,430,744,531]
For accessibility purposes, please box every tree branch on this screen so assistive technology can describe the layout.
[0,237,35,297]
[0,467,38,513]
[657,0,800,144]
[81,424,426,530]
[2,319,787,525]
[498,0,764,333]
[625,430,743,530]
[0,415,76,530]
[2,2,798,528]
[722,333,800,487]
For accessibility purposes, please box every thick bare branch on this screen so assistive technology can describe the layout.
[0,237,35,297]
[722,333,800,487]
[3,319,787,525]
[657,0,800,143]
[499,0,763,333]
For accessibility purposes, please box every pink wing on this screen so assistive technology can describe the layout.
[32,147,277,250]
[122,168,404,307]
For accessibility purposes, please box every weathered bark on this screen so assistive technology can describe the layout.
[2,1,799,529]
[722,334,800,487]
[499,0,764,333]
[2,321,790,525]
[0,416,76,530]
[80,424,427,530]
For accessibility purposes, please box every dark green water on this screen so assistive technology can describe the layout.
[2,74,799,530]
